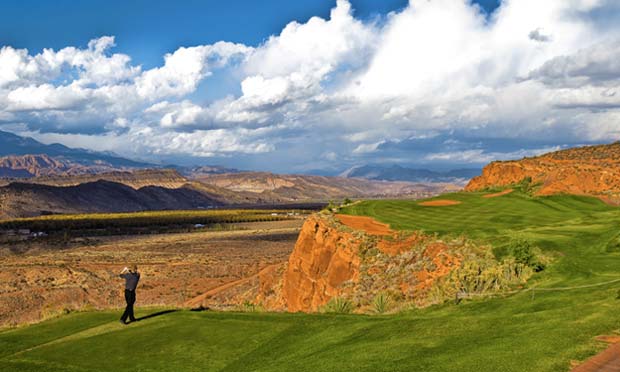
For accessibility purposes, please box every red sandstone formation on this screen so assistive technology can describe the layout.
[282,215,361,312]
[466,142,620,201]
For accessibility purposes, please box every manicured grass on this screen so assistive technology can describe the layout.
[2,191,620,371]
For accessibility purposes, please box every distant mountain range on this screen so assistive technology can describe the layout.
[0,130,150,169]
[0,130,463,218]
[0,131,238,178]
[340,164,481,184]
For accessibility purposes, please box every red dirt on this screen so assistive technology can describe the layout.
[483,189,514,198]
[335,214,392,236]
[414,242,461,291]
[184,263,283,309]
[418,200,462,207]
[571,337,620,372]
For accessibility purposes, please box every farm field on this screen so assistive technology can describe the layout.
[0,209,302,236]
[2,190,620,371]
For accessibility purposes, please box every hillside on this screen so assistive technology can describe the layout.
[196,172,456,201]
[0,169,454,218]
[0,168,189,189]
[0,180,222,219]
[465,142,620,201]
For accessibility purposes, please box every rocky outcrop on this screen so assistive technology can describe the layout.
[23,169,189,189]
[282,215,361,312]
[278,214,512,313]
[466,142,620,201]
[0,154,74,177]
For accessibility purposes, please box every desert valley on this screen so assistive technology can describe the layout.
[2,1,620,371]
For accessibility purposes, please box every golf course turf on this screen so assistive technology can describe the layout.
[1,190,619,371]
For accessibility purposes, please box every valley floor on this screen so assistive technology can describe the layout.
[0,219,302,326]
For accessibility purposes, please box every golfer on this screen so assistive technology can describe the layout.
[119,264,140,324]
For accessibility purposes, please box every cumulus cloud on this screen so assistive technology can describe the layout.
[1,0,620,170]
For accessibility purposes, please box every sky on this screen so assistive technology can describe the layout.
[1,0,619,173]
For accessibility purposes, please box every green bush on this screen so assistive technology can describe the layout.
[372,292,392,314]
[323,297,353,314]
[507,238,546,272]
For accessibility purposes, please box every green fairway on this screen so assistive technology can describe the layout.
[2,191,620,371]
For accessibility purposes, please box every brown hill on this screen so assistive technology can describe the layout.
[0,154,138,178]
[195,172,456,201]
[0,169,457,219]
[465,142,620,201]
[6,168,189,189]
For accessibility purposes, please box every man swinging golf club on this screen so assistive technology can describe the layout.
[119,264,140,324]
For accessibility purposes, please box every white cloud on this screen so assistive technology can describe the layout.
[424,146,563,164]
[136,41,251,99]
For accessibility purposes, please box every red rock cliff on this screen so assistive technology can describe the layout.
[282,215,361,312]
[466,142,620,201]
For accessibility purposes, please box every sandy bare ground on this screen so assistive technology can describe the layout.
[0,219,303,327]
[571,338,620,372]
[483,189,514,198]
[335,214,392,236]
[418,200,462,207]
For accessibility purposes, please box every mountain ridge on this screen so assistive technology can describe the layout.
[340,164,480,184]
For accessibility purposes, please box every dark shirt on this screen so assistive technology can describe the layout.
[120,272,140,291]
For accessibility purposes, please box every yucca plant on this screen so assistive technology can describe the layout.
[324,297,353,314]
[372,292,392,314]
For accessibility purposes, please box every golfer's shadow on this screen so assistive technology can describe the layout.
[134,309,178,322]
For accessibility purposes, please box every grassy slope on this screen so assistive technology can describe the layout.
[2,191,620,371]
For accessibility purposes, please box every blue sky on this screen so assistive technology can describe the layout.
[0,1,499,69]
[0,0,618,173]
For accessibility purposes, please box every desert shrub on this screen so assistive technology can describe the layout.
[516,177,533,193]
[372,292,392,314]
[238,301,263,313]
[323,297,353,314]
[507,238,546,272]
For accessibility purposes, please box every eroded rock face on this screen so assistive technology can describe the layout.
[282,215,361,312]
[280,215,468,312]
[466,142,620,201]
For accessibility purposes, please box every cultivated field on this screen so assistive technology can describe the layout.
[1,190,620,371]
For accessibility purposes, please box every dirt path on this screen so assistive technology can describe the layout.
[483,189,514,198]
[335,214,392,236]
[183,263,283,308]
[572,338,620,372]
[418,199,462,207]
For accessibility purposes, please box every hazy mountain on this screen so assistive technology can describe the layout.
[0,130,151,169]
[340,164,481,184]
